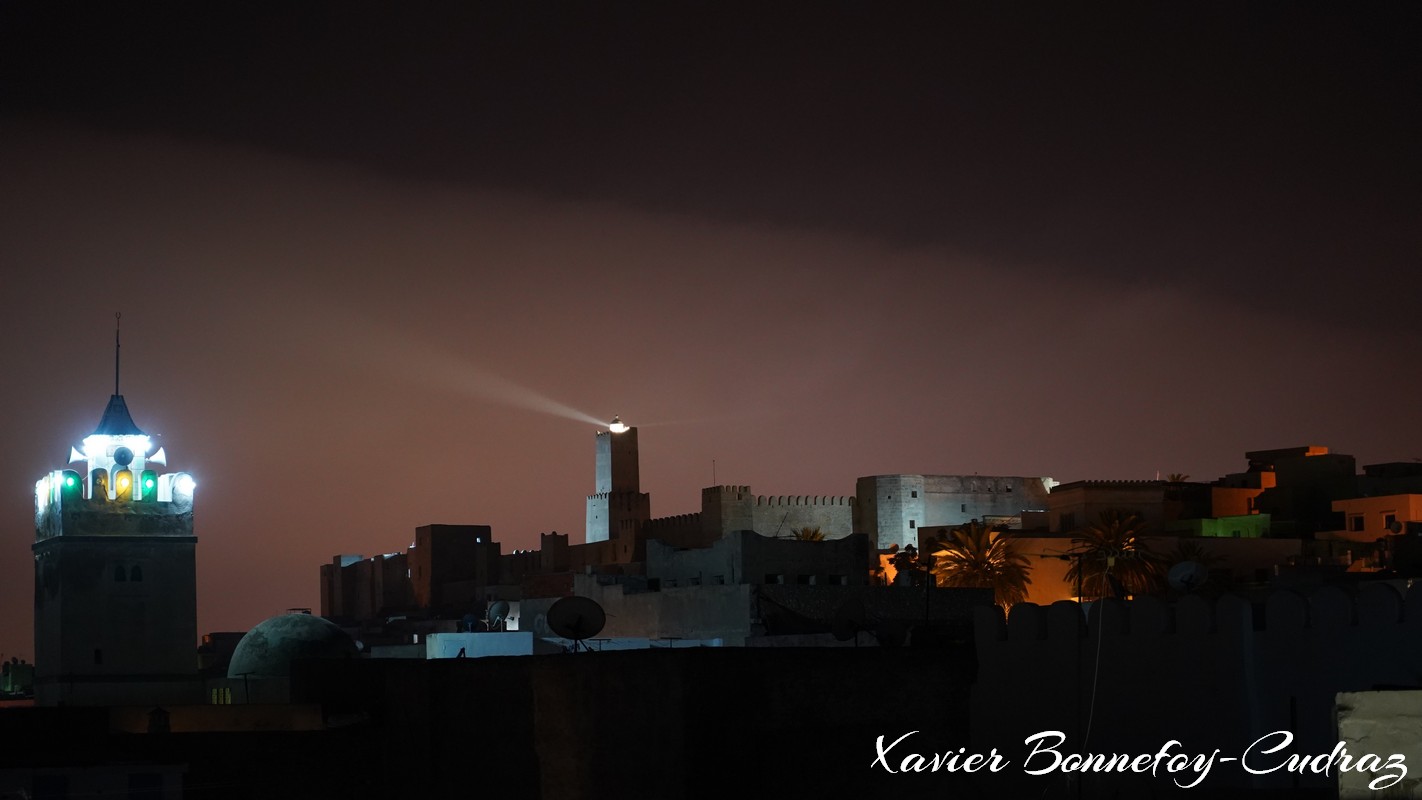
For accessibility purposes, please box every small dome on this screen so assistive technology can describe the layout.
[227,613,359,678]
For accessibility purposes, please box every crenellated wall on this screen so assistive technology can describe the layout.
[585,489,650,544]
[751,492,854,539]
[641,512,706,548]
[693,484,854,541]
[972,582,1422,795]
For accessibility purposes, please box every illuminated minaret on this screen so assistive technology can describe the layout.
[584,416,650,548]
[32,316,199,706]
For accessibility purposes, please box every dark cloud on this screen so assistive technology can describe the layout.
[4,2,1418,326]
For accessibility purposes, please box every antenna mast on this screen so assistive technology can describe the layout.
[114,312,122,395]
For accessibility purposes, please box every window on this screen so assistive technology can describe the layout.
[828,574,848,586]
[1385,514,1398,530]
[961,504,966,513]
[1061,513,1077,532]
[94,648,103,665]
[909,520,916,529]
[796,574,815,585]
[130,565,143,582]
[712,575,725,585]
[115,565,127,582]
[1350,516,1365,532]
[911,491,918,498]
[765,573,785,584]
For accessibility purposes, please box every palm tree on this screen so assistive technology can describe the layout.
[1166,538,1222,569]
[1064,509,1165,600]
[928,521,1032,610]
[1165,473,1190,483]
[889,544,926,586]
[790,526,826,541]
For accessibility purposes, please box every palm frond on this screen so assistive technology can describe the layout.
[928,521,1032,609]
[1063,509,1165,600]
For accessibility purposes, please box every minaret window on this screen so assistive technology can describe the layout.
[130,565,143,582]
[115,565,127,582]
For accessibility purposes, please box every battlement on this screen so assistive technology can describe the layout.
[977,582,1420,648]
[1049,479,1165,491]
[587,491,649,506]
[702,485,753,498]
[647,512,700,527]
[754,494,854,507]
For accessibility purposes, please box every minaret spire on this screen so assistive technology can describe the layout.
[114,312,121,396]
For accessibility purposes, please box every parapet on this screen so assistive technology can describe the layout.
[976,582,1419,649]
[754,494,854,507]
[702,485,753,500]
[34,468,195,540]
[1049,479,1166,492]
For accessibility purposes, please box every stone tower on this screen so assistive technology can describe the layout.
[584,416,650,544]
[32,325,199,706]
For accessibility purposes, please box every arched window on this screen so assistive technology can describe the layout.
[91,468,110,501]
[114,565,127,582]
[130,565,143,582]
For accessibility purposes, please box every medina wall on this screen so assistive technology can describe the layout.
[972,582,1422,796]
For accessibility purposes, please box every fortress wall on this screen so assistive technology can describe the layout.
[642,513,708,549]
[751,495,854,539]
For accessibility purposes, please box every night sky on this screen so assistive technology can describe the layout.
[2,2,1418,660]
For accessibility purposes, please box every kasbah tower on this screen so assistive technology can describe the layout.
[31,318,200,706]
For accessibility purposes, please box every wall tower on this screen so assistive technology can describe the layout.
[585,416,650,543]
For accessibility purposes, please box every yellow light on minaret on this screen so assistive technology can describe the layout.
[608,416,628,434]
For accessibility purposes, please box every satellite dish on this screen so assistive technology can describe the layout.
[875,619,908,648]
[547,596,606,649]
[1168,560,1209,591]
[831,597,868,643]
[487,600,511,630]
